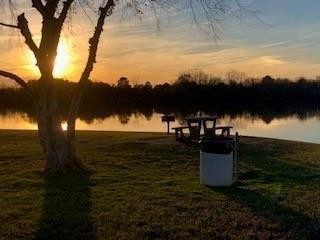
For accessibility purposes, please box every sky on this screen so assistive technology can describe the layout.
[1,0,320,85]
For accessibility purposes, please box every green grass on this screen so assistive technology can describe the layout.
[0,130,320,239]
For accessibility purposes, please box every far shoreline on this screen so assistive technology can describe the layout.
[0,129,319,145]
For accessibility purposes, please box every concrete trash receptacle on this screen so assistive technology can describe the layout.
[200,138,236,187]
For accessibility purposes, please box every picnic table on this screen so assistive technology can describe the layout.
[172,116,233,143]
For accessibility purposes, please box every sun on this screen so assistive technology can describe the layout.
[26,40,73,78]
[53,41,72,78]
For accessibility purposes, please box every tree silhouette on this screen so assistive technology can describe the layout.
[117,77,130,88]
[0,0,246,172]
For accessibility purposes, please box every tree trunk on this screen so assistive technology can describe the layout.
[67,82,87,148]
[37,77,84,172]
[37,116,82,172]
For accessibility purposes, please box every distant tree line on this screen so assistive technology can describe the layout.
[1,70,320,124]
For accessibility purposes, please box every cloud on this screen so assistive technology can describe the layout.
[256,56,285,66]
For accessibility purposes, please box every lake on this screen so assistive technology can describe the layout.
[1,111,320,144]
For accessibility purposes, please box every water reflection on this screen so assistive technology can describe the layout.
[1,110,320,144]
[0,111,37,130]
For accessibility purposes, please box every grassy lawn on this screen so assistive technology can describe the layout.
[0,130,320,239]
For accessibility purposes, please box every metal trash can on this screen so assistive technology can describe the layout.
[200,137,237,187]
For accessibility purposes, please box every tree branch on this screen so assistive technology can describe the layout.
[79,0,115,84]
[0,15,39,59]
[17,13,39,59]
[0,70,35,99]
[31,0,46,15]
[44,0,60,18]
[0,22,19,29]
[58,0,74,27]
[67,0,115,144]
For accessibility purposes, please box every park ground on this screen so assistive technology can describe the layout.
[0,130,320,239]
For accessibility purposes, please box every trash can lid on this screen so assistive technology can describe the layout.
[199,137,234,155]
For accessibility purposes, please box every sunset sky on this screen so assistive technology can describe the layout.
[1,0,320,85]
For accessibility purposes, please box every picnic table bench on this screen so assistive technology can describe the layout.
[215,126,233,136]
[172,126,200,143]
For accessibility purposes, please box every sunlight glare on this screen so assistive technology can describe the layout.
[53,41,72,78]
[26,40,73,78]
[61,122,68,131]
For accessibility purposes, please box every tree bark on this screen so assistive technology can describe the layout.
[37,120,83,172]
[31,3,86,172]
[37,77,84,172]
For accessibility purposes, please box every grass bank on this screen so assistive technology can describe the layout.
[0,130,320,239]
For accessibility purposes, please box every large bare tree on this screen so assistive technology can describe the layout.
[0,0,245,172]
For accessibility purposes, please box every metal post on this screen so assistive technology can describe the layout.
[233,132,239,183]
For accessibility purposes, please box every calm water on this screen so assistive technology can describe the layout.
[1,111,320,144]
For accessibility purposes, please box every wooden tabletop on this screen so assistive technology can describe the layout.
[184,116,219,121]
[215,126,233,129]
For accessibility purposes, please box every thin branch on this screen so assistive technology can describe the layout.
[58,0,74,26]
[0,70,35,98]
[0,22,19,29]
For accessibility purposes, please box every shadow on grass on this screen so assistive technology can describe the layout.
[215,186,320,239]
[213,152,320,239]
[240,148,320,186]
[35,170,95,240]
